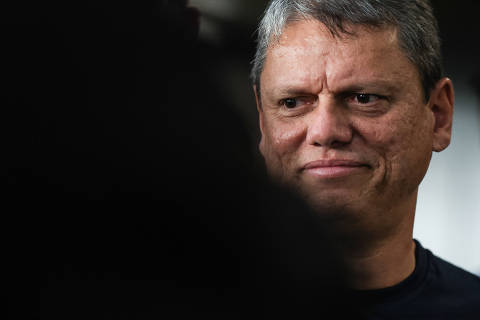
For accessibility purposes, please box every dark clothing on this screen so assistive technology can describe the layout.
[354,239,480,319]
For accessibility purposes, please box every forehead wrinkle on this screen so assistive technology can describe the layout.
[271,20,361,95]
[267,27,332,96]
[323,27,408,92]
[263,21,413,100]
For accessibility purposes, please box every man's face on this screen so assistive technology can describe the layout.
[257,20,439,220]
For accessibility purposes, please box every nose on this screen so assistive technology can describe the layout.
[306,98,352,148]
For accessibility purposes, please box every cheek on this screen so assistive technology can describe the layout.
[355,110,434,189]
[351,118,396,158]
[385,110,434,159]
[354,108,432,155]
[262,119,307,166]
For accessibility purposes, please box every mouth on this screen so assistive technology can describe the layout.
[302,160,369,179]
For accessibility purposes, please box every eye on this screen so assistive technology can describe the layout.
[350,93,381,104]
[282,98,298,109]
[344,92,390,116]
[279,96,316,110]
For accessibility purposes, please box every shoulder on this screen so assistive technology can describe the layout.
[425,246,480,293]
[418,242,480,317]
[347,240,480,319]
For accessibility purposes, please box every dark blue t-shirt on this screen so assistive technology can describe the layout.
[353,239,480,319]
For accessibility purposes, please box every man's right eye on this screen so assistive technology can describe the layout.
[278,96,317,112]
[281,98,298,108]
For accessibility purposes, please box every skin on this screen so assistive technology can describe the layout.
[254,20,454,289]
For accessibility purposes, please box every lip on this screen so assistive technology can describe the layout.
[302,159,368,179]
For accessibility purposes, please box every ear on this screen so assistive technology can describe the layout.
[429,77,454,152]
[254,85,266,156]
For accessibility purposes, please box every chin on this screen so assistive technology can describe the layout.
[302,193,362,220]
[305,197,352,218]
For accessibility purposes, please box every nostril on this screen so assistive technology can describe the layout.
[312,139,349,148]
[309,122,353,147]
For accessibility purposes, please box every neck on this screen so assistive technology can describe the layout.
[339,233,416,290]
[327,200,417,290]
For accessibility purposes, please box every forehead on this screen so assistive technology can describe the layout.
[272,20,398,59]
[261,20,420,95]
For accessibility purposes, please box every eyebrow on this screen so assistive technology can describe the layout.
[274,86,314,97]
[335,80,398,93]
[271,79,398,98]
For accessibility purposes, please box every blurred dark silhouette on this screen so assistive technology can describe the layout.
[2,1,356,319]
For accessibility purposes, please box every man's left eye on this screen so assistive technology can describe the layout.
[352,93,380,104]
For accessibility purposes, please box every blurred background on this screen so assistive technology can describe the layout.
[188,0,480,276]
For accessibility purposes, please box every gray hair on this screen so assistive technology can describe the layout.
[250,0,443,101]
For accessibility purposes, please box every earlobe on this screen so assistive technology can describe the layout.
[430,77,454,152]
